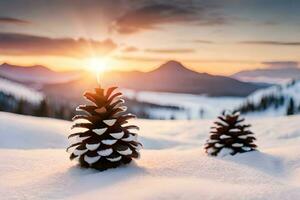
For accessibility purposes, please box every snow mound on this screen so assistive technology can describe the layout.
[0,77,43,104]
[1,112,300,199]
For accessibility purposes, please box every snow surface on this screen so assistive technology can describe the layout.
[0,77,43,104]
[1,112,300,199]
[123,89,244,119]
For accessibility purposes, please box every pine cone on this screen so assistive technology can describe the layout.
[205,111,257,156]
[67,86,142,171]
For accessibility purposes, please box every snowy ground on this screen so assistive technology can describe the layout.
[1,112,300,199]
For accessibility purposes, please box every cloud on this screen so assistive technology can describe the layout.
[115,55,257,63]
[145,48,195,53]
[114,55,164,62]
[0,17,30,25]
[110,1,225,34]
[122,46,139,52]
[0,33,117,58]
[239,41,300,46]
[193,40,214,44]
[262,61,299,69]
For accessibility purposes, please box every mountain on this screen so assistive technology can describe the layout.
[0,61,267,107]
[102,60,265,97]
[0,63,81,87]
[235,80,300,116]
[232,61,300,84]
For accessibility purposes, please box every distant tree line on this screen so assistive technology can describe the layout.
[125,98,185,120]
[0,91,75,120]
[236,94,285,113]
[0,91,190,120]
[236,94,300,116]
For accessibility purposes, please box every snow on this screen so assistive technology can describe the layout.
[217,148,233,157]
[98,148,113,156]
[74,149,88,156]
[101,139,117,145]
[117,147,132,155]
[103,119,117,126]
[107,156,122,162]
[215,143,224,148]
[86,143,100,151]
[0,77,43,104]
[1,112,300,199]
[238,80,300,117]
[84,155,101,164]
[220,135,231,139]
[122,89,244,119]
[232,143,244,147]
[121,134,136,142]
[110,131,124,139]
[93,128,107,135]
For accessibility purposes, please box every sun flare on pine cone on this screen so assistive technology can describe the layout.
[67,86,142,171]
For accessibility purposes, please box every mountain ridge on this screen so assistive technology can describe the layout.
[0,61,267,98]
[0,62,81,85]
[232,62,300,84]
[101,60,266,97]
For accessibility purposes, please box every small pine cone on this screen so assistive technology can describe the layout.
[67,86,142,171]
[205,111,257,156]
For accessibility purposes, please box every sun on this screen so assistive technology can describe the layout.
[86,57,107,73]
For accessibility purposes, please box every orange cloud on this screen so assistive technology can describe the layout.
[0,33,117,58]
[145,48,195,53]
[239,41,300,46]
[122,46,139,52]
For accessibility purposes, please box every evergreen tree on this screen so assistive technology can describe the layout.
[286,98,295,115]
[35,99,48,117]
[55,105,66,119]
[205,111,257,156]
[15,99,25,114]
[67,86,142,171]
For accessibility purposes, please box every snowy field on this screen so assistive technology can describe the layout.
[123,89,244,119]
[1,112,300,199]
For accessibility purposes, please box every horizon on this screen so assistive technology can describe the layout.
[1,59,300,76]
[1,0,300,75]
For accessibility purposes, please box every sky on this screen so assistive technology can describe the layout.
[0,0,300,75]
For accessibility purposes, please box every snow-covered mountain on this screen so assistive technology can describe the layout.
[0,77,43,104]
[0,63,81,87]
[232,61,300,84]
[1,112,300,199]
[235,80,300,116]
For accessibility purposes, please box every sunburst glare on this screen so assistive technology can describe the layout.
[85,57,108,84]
